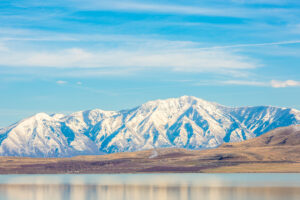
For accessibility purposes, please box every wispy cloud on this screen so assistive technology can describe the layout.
[271,80,300,88]
[2,27,299,50]
[222,80,268,86]
[33,0,243,17]
[99,2,240,17]
[6,0,300,17]
[56,80,67,84]
[222,79,300,88]
[0,42,257,76]
[64,0,300,19]
[200,40,300,50]
[2,29,300,79]
[231,0,296,5]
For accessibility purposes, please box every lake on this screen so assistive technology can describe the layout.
[0,174,300,200]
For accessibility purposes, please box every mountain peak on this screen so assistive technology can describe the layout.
[26,112,51,122]
[141,95,214,108]
[179,95,202,101]
[165,95,208,103]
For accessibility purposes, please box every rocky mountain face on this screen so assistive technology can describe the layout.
[0,96,299,157]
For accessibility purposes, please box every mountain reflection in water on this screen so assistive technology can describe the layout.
[0,174,300,200]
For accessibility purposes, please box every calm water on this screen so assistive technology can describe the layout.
[0,174,300,200]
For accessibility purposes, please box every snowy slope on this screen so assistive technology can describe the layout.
[0,96,299,157]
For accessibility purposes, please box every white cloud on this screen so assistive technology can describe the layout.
[270,80,300,88]
[56,80,67,84]
[0,42,257,76]
[222,80,268,86]
[222,79,300,88]
[76,81,82,85]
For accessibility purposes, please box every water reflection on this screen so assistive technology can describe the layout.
[0,174,300,200]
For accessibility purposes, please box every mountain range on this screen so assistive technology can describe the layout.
[0,96,299,157]
[1,125,300,173]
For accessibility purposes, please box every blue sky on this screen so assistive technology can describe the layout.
[0,0,300,127]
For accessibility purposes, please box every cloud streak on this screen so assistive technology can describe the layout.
[0,42,257,76]
[64,0,300,19]
[101,2,241,17]
[271,80,300,88]
[200,40,300,50]
[222,80,268,86]
[2,28,299,50]
[5,0,300,19]
[222,79,300,88]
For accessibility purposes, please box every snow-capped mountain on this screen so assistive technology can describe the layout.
[0,96,299,157]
